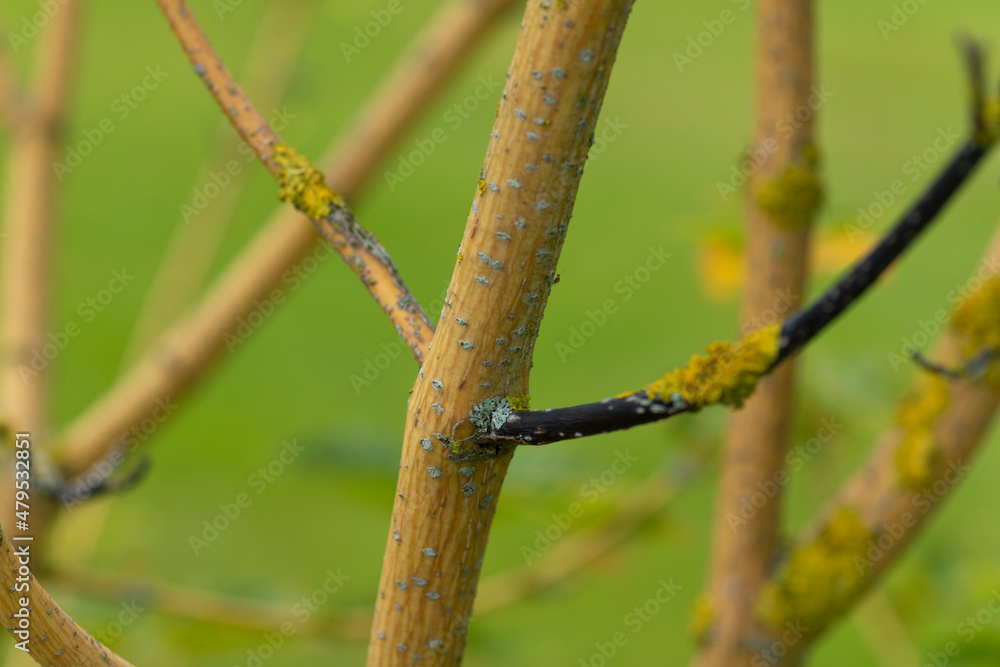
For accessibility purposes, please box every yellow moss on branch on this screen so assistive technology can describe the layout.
[755,144,823,228]
[894,374,949,489]
[636,324,781,409]
[273,143,344,219]
[757,507,871,629]
[952,275,1000,385]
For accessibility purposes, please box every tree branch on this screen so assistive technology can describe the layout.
[154,0,434,361]
[489,93,997,447]
[0,527,134,665]
[55,0,517,482]
[752,226,1000,664]
[0,14,22,129]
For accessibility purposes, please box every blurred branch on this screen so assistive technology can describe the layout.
[477,453,706,614]
[50,568,371,641]
[699,1,818,663]
[54,0,517,481]
[0,0,83,544]
[120,0,313,365]
[153,0,435,359]
[754,226,1000,663]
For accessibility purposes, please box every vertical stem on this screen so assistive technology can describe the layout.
[697,1,818,663]
[0,0,82,547]
[367,2,634,664]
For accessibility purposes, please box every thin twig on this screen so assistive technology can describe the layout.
[0,14,22,128]
[50,568,370,641]
[55,0,517,481]
[155,0,434,361]
[120,0,313,365]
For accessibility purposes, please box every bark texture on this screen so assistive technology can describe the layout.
[367,2,634,664]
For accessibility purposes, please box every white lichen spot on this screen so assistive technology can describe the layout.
[426,591,442,600]
[476,276,489,286]
[422,548,438,557]
[526,131,541,141]
[496,231,511,242]
[579,48,595,62]
[462,482,477,497]
[431,379,444,390]
[420,438,433,451]
[396,579,409,590]
[515,108,527,119]
[525,164,539,173]
[460,340,474,350]
[393,530,401,541]
[470,397,520,432]
[432,402,444,413]
[458,466,476,479]
[515,218,527,230]
[507,179,522,189]
[411,577,429,587]
[551,67,567,78]
[427,467,444,479]
[535,199,549,211]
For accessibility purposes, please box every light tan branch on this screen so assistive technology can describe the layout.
[55,0,517,481]
[697,1,819,664]
[0,530,134,665]
[1,0,83,544]
[368,2,636,664]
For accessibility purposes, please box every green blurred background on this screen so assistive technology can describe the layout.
[4,0,1000,664]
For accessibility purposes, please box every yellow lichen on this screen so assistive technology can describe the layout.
[690,595,716,643]
[637,324,781,409]
[974,98,1000,147]
[273,144,344,219]
[894,374,949,489]
[757,507,871,629]
[951,275,1000,385]
[507,394,531,411]
[477,178,487,195]
[755,144,823,228]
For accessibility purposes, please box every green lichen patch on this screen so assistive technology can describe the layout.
[273,144,344,219]
[757,507,871,630]
[755,145,823,228]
